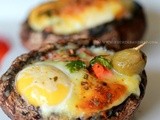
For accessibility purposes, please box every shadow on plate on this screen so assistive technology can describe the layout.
[134,9,160,120]
[142,9,160,54]
[134,69,160,119]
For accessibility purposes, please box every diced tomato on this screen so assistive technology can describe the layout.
[0,37,10,63]
[92,63,112,80]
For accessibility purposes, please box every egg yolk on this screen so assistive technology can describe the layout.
[16,64,71,106]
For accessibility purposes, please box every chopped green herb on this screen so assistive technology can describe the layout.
[54,76,58,81]
[44,10,52,17]
[66,60,86,73]
[90,56,112,69]
[83,74,89,79]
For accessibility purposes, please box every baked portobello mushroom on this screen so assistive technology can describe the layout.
[0,42,147,120]
[20,0,146,50]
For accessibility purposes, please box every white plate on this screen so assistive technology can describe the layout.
[0,0,160,120]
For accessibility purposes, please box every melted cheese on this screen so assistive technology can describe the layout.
[15,45,141,119]
[28,0,134,35]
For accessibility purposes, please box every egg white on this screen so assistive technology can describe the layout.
[35,61,87,117]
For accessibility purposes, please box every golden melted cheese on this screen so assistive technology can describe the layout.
[28,0,134,35]
[15,46,141,118]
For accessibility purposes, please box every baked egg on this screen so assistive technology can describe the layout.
[15,44,144,119]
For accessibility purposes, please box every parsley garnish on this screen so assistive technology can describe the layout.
[66,60,86,73]
[90,56,112,69]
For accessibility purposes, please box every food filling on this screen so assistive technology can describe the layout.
[28,0,134,35]
[15,44,146,119]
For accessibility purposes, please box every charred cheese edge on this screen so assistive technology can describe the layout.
[15,45,141,119]
[28,0,134,35]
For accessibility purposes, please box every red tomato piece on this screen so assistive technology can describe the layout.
[92,63,112,80]
[0,37,10,63]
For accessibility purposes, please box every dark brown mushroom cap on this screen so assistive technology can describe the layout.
[20,2,146,51]
[0,43,147,120]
